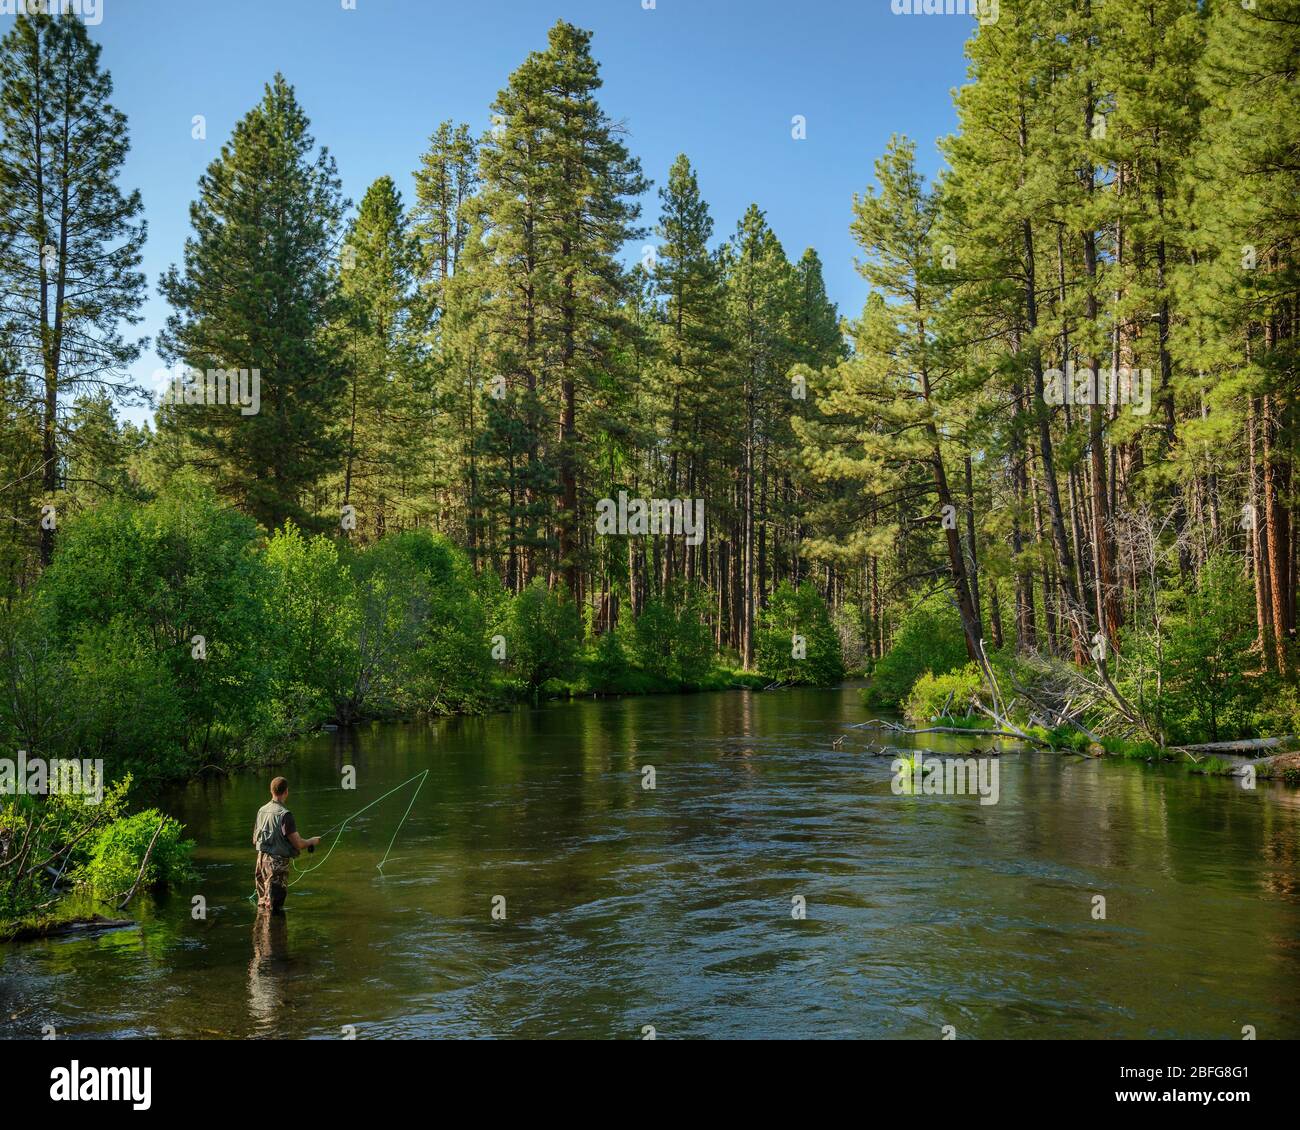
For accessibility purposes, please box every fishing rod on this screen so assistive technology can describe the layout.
[291,768,429,882]
[308,816,349,847]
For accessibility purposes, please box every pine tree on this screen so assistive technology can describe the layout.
[335,176,426,542]
[849,138,983,661]
[1182,0,1299,673]
[649,154,730,590]
[725,204,796,666]
[470,20,647,597]
[0,9,147,565]
[158,74,347,534]
[412,120,478,310]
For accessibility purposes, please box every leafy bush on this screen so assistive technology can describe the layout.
[585,629,629,691]
[75,808,196,899]
[625,583,714,685]
[0,778,132,918]
[756,581,845,686]
[505,578,581,691]
[264,523,357,729]
[866,593,968,708]
[345,531,495,718]
[1121,553,1264,743]
[1256,683,1300,738]
[904,663,983,724]
[1160,555,1261,741]
[34,487,277,778]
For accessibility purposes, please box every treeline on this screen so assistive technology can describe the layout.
[799,0,1298,743]
[0,14,849,677]
[1,6,1298,756]
[0,485,844,785]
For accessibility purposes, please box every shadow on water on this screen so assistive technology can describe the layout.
[3,683,1300,1039]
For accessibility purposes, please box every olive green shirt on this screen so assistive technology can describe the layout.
[253,800,299,858]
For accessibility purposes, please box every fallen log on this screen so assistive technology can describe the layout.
[1174,736,1294,755]
[1,914,137,943]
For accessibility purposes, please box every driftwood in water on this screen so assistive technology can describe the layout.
[850,719,1041,744]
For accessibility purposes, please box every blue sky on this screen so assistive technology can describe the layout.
[79,0,974,414]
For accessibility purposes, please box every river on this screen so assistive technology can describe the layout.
[3,684,1299,1039]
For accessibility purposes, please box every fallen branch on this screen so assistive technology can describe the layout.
[849,719,1034,742]
[970,701,1048,747]
[117,819,165,911]
[2,914,136,943]
[22,811,108,879]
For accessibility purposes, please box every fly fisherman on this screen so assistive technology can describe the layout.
[253,777,320,912]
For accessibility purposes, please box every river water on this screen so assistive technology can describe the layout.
[3,684,1299,1039]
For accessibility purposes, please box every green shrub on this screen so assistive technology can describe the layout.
[586,629,632,692]
[625,583,714,686]
[347,530,495,718]
[866,593,968,708]
[1121,553,1263,743]
[34,486,277,779]
[1255,683,1300,738]
[904,663,983,724]
[0,778,133,918]
[506,578,582,691]
[1160,555,1264,742]
[75,808,196,900]
[756,581,845,686]
[264,523,358,729]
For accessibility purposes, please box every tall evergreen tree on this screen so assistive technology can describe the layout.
[471,20,647,598]
[650,154,730,590]
[412,120,478,308]
[725,204,796,666]
[335,176,426,542]
[848,138,983,661]
[158,74,346,534]
[0,9,146,565]
[1182,0,1299,673]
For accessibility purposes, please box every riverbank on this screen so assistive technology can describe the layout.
[876,710,1300,783]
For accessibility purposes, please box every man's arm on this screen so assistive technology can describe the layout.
[288,830,322,852]
[281,811,319,853]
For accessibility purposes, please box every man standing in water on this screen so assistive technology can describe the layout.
[253,777,320,911]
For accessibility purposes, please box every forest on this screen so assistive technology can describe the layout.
[0,3,1298,920]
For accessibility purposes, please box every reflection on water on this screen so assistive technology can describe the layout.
[3,684,1299,1039]
[248,912,290,1034]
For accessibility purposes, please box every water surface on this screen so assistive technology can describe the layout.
[4,684,1298,1039]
